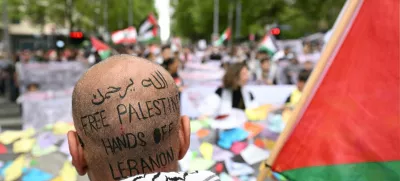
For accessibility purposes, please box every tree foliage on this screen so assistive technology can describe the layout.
[172,0,345,40]
[75,0,156,33]
[3,0,156,33]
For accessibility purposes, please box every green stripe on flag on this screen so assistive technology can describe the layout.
[99,50,111,60]
[259,47,276,56]
[281,161,400,181]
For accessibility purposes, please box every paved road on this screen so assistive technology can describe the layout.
[0,97,22,131]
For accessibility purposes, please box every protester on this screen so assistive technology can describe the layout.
[68,54,218,180]
[217,63,255,109]
[256,50,269,61]
[177,47,192,69]
[33,50,45,62]
[209,47,222,61]
[302,60,314,71]
[93,51,102,64]
[156,45,172,64]
[0,55,10,96]
[285,69,311,108]
[163,57,183,91]
[47,50,59,62]
[26,83,39,92]
[256,58,272,85]
[6,53,19,102]
[67,50,78,61]
[145,52,157,63]
[76,49,88,63]
[14,50,34,94]
[198,63,258,117]
[180,47,193,63]
[231,46,247,63]
[173,51,180,61]
[287,58,301,84]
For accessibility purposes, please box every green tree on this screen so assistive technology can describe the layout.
[278,0,345,38]
[172,0,345,40]
[3,0,156,34]
[4,0,66,32]
[106,0,156,32]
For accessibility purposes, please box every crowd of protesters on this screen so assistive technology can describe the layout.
[0,39,322,103]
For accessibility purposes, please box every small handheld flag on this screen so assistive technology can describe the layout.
[213,28,231,47]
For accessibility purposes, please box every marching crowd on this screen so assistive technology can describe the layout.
[0,39,321,106]
[0,37,323,181]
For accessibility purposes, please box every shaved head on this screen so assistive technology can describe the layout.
[69,55,190,181]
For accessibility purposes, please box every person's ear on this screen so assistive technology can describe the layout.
[178,115,190,160]
[67,131,88,176]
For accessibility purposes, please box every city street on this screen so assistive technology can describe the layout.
[0,97,21,131]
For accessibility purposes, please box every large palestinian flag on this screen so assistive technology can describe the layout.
[262,0,400,181]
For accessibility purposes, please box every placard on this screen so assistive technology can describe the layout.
[181,85,295,118]
[17,62,88,93]
[19,89,73,130]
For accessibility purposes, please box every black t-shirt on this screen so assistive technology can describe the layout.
[215,87,254,110]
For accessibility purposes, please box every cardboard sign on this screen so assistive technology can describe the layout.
[17,62,88,93]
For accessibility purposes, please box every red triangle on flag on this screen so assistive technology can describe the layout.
[90,36,110,51]
[264,0,400,180]
[148,14,157,25]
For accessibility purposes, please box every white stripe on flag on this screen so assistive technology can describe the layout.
[138,30,155,42]
[112,30,125,44]
[139,21,153,34]
[112,27,137,44]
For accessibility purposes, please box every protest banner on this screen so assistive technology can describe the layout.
[181,85,295,118]
[17,62,88,93]
[18,88,73,130]
[179,62,225,86]
[276,39,303,55]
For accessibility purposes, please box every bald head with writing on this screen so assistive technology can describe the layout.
[68,55,190,181]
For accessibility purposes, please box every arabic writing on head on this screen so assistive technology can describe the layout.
[141,70,169,89]
[91,78,135,106]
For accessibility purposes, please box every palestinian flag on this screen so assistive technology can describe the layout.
[111,26,137,44]
[138,14,158,42]
[259,34,278,56]
[213,27,231,46]
[90,36,111,60]
[263,0,400,181]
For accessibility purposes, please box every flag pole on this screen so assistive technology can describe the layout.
[128,0,133,26]
[235,0,241,41]
[213,0,219,37]
[257,0,362,180]
[227,0,234,53]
